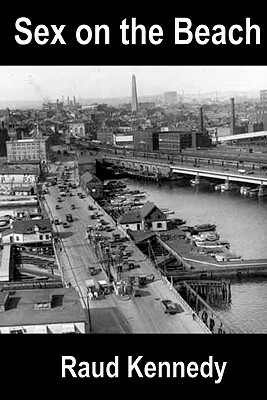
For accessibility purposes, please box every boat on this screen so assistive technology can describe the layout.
[161,209,175,215]
[240,186,252,195]
[190,178,211,187]
[0,220,8,227]
[179,225,192,232]
[214,253,243,262]
[192,223,216,233]
[192,235,206,242]
[214,184,223,191]
[190,179,200,186]
[220,184,229,192]
[205,233,220,241]
[173,218,186,226]
[249,188,259,197]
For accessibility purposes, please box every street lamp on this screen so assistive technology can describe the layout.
[86,293,92,333]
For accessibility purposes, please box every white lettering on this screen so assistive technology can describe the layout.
[76,25,93,45]
[212,25,226,45]
[15,17,32,45]
[144,362,156,378]
[229,25,243,45]
[246,18,260,44]
[34,25,49,45]
[62,356,77,378]
[187,361,199,378]
[175,18,193,44]
[128,356,144,378]
[95,25,110,45]
[214,361,227,384]
[120,18,129,45]
[131,18,146,44]
[195,24,210,45]
[51,25,66,44]
[78,361,90,378]
[149,25,163,45]
[200,356,213,378]
[106,356,119,378]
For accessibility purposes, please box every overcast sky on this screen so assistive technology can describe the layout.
[0,66,267,102]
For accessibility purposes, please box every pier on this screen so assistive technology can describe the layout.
[131,230,267,281]
[176,281,240,333]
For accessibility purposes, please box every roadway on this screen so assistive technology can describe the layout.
[43,183,209,334]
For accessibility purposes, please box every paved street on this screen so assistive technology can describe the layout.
[43,183,209,333]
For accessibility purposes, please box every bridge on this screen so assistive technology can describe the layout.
[171,165,267,186]
[102,154,267,188]
[218,130,267,143]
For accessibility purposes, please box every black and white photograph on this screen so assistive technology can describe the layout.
[0,66,267,335]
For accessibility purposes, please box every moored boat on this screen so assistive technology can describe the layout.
[192,223,216,233]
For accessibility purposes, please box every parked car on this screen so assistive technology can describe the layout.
[66,213,73,222]
[71,204,75,210]
[162,299,182,315]
[55,204,60,210]
[89,266,100,275]
[63,222,70,228]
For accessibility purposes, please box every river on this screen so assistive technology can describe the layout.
[125,178,267,333]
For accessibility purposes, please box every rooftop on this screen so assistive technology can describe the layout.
[13,186,33,192]
[118,210,142,224]
[81,171,101,184]
[0,287,86,327]
[140,201,156,218]
[0,244,11,281]
[0,164,39,175]
[119,202,166,224]
[12,218,51,234]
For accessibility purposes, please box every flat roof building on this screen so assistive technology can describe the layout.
[6,138,47,164]
[0,287,87,333]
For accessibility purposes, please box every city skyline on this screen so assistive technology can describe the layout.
[1,66,267,104]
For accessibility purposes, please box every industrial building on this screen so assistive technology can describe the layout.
[6,138,47,164]
[158,131,192,154]
[133,131,159,152]
[96,130,114,145]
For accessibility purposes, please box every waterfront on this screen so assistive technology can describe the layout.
[125,178,267,333]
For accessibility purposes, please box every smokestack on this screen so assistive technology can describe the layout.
[215,128,218,145]
[230,98,235,135]
[199,107,204,132]
[67,97,70,105]
[192,131,197,149]
[73,96,76,105]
